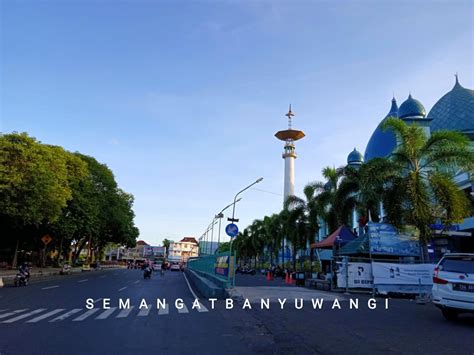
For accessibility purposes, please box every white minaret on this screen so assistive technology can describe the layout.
[275,105,305,204]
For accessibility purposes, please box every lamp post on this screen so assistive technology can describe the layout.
[228,177,264,288]
[215,198,242,253]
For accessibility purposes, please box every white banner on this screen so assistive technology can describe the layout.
[337,262,373,289]
[372,262,434,286]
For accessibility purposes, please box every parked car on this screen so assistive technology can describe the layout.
[432,253,474,320]
[152,262,162,271]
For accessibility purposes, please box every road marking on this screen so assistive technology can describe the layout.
[42,285,59,290]
[182,273,208,312]
[27,309,65,323]
[96,307,117,320]
[93,298,103,304]
[137,304,152,317]
[50,308,82,322]
[134,280,139,284]
[0,309,28,319]
[116,306,134,318]
[118,286,127,292]
[3,309,46,323]
[78,279,88,283]
[178,304,189,314]
[158,304,169,315]
[183,272,199,299]
[72,308,100,321]
[195,302,209,313]
[99,275,106,278]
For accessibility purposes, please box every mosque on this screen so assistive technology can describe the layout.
[345,75,474,253]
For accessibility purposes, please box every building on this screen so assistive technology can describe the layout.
[168,237,199,263]
[356,75,474,254]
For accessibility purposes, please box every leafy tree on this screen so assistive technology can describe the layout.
[0,133,74,266]
[216,241,230,253]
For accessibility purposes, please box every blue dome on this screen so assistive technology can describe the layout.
[428,76,474,134]
[364,97,399,161]
[398,94,426,119]
[347,148,363,166]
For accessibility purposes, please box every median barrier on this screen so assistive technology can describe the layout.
[184,268,228,299]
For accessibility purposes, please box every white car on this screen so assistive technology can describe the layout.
[170,263,180,271]
[152,263,162,271]
[432,253,474,320]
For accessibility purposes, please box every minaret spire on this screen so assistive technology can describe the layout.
[275,105,305,204]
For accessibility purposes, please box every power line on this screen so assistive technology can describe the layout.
[250,187,283,197]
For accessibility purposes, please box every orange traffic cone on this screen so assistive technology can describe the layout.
[285,272,289,284]
[266,271,273,281]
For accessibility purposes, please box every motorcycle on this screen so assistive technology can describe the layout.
[236,266,256,275]
[143,267,152,279]
[14,272,28,287]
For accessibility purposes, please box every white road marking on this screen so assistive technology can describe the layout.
[78,279,88,283]
[118,286,127,291]
[42,285,59,290]
[99,275,106,278]
[195,302,209,313]
[3,309,46,323]
[72,308,100,321]
[178,304,189,314]
[93,298,103,304]
[116,306,134,318]
[96,307,117,320]
[182,272,208,312]
[134,280,139,284]
[0,309,28,319]
[137,304,152,317]
[27,309,65,323]
[50,308,82,322]
[158,304,169,315]
[183,272,199,299]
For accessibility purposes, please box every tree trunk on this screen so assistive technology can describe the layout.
[12,239,20,268]
[292,245,297,271]
[56,237,64,266]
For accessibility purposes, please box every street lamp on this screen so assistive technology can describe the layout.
[214,198,242,252]
[228,177,264,288]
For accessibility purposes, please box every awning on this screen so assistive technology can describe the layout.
[311,225,357,249]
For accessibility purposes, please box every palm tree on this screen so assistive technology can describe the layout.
[280,203,307,270]
[338,158,401,226]
[162,238,172,257]
[285,183,321,271]
[382,117,474,257]
[303,166,347,234]
[262,214,283,267]
[248,219,266,268]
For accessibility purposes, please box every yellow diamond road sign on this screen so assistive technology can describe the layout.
[41,234,52,245]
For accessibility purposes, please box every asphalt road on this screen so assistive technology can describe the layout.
[0,269,473,355]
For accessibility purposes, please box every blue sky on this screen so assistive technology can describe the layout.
[1,0,473,246]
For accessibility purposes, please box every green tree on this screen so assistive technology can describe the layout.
[383,117,474,257]
[0,133,74,266]
[217,241,230,253]
[162,239,172,256]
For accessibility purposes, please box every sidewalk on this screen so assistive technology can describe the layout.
[0,267,82,280]
[229,286,345,303]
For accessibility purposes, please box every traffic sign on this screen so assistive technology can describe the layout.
[225,223,239,238]
[41,234,52,245]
